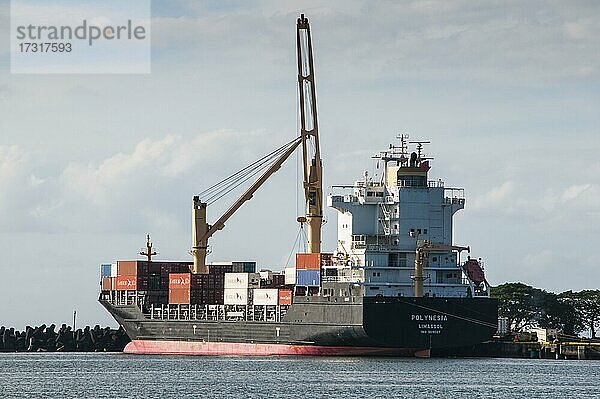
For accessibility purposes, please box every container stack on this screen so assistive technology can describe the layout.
[100,260,270,307]
[100,264,113,291]
[168,273,191,304]
[295,253,321,286]
[258,270,287,288]
[224,272,259,305]
[115,260,149,291]
[232,261,257,273]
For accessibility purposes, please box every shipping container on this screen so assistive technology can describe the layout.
[232,261,256,273]
[148,274,162,290]
[100,264,111,278]
[296,269,320,286]
[159,262,191,276]
[296,253,321,270]
[224,273,259,289]
[117,260,149,276]
[278,289,292,305]
[259,270,274,281]
[169,288,190,304]
[190,273,210,289]
[224,288,250,305]
[110,263,117,277]
[253,288,278,306]
[169,273,191,289]
[101,277,113,291]
[284,267,296,285]
[115,275,137,290]
[272,274,285,287]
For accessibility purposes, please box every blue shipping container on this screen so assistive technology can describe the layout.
[100,264,111,278]
[296,269,320,286]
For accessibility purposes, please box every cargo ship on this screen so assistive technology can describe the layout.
[99,15,498,357]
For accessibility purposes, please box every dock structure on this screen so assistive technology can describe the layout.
[455,340,600,360]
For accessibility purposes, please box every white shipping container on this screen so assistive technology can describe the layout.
[225,272,260,289]
[110,263,117,278]
[284,267,296,285]
[253,288,278,306]
[224,288,249,305]
[225,273,248,288]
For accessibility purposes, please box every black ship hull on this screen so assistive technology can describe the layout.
[101,296,498,356]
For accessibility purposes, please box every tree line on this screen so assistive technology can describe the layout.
[491,283,600,338]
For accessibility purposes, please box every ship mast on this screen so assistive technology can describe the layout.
[297,14,323,254]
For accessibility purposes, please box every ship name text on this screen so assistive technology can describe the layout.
[411,314,448,321]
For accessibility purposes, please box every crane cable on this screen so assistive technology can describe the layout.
[198,137,301,204]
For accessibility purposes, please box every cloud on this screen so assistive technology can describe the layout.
[561,183,592,202]
[149,0,600,85]
[0,129,280,234]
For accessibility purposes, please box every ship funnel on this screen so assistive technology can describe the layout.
[191,196,209,274]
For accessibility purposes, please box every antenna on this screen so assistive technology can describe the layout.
[140,234,157,262]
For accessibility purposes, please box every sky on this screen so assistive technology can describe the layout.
[0,0,599,328]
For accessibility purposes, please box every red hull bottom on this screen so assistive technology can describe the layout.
[124,340,430,357]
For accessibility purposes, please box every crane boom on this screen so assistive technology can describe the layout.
[191,137,302,274]
[297,14,323,254]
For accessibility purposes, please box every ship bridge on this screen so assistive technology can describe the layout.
[326,136,482,299]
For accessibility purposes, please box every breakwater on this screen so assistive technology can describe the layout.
[0,324,130,352]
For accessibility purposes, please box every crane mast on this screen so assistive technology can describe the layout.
[189,14,322,273]
[296,14,323,254]
[413,240,470,297]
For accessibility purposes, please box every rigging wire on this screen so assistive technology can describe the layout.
[204,147,286,204]
[198,137,299,197]
[197,137,300,204]
[285,226,304,268]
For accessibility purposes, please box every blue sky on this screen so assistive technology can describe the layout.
[0,0,599,328]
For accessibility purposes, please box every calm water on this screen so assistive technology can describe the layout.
[0,353,598,398]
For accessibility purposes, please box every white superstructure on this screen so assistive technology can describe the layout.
[326,135,489,299]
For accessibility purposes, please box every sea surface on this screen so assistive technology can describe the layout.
[0,353,599,398]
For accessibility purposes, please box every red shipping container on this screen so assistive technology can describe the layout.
[278,289,292,305]
[101,277,113,291]
[296,253,321,270]
[169,273,191,289]
[115,275,137,290]
[169,288,190,304]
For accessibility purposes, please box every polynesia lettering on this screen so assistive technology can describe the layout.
[411,314,448,321]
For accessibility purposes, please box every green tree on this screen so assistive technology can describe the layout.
[492,283,576,333]
[560,290,600,338]
[491,283,538,332]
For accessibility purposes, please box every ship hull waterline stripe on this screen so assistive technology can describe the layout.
[123,340,431,357]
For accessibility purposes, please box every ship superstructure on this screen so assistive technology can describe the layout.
[324,135,489,300]
[98,14,497,357]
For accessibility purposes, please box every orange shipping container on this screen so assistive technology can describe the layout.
[169,273,191,289]
[117,260,148,276]
[169,288,191,304]
[101,277,113,291]
[115,275,137,291]
[278,289,292,305]
[296,253,321,270]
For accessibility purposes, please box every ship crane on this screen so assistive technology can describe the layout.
[411,237,470,298]
[297,14,323,254]
[190,14,323,274]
